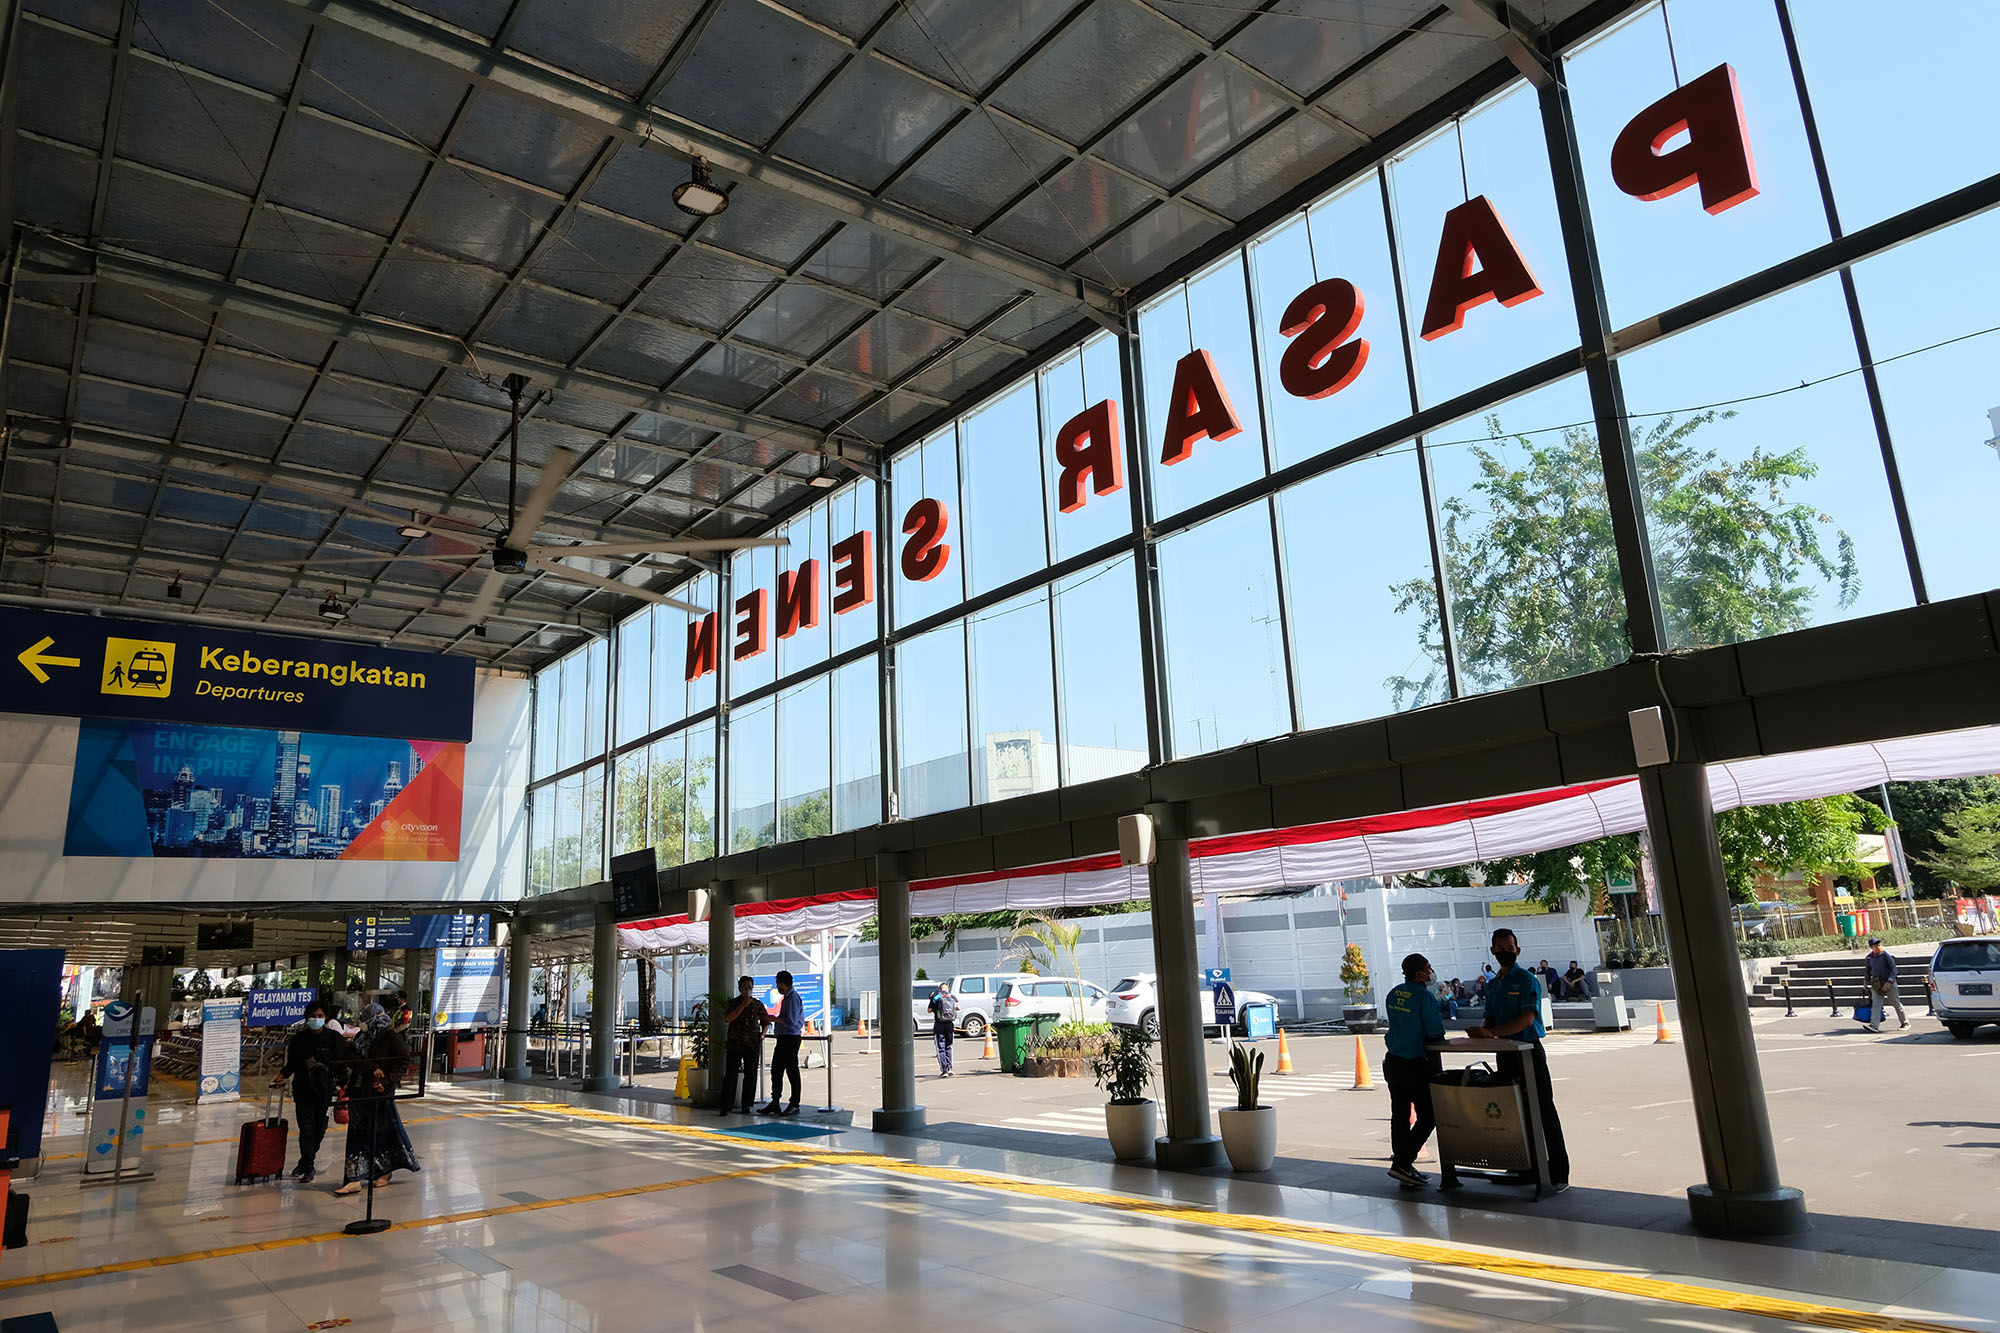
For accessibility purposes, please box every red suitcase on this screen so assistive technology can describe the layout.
[234,1088,288,1184]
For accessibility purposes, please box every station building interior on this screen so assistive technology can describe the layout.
[2,0,1998,1329]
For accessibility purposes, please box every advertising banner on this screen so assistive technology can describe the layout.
[348,913,489,950]
[64,719,465,861]
[0,948,64,1164]
[198,997,243,1104]
[246,987,316,1028]
[0,605,473,740]
[84,1001,155,1173]
[435,947,504,1029]
[753,972,826,1028]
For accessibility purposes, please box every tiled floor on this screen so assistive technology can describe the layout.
[3,1070,1994,1332]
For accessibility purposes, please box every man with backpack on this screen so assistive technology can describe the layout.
[928,981,960,1077]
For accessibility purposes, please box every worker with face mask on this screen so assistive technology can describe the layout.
[1467,927,1570,1192]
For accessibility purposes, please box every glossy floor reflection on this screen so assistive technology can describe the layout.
[3,1071,1994,1332]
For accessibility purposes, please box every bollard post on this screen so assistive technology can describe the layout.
[1826,980,1840,1018]
[1782,981,1794,1018]
[821,1033,835,1113]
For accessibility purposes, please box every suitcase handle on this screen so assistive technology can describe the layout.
[264,1082,283,1122]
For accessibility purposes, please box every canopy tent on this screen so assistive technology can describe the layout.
[618,725,2000,952]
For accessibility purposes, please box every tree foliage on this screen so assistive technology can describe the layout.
[1876,778,2000,895]
[1921,801,2000,891]
[1389,411,1865,906]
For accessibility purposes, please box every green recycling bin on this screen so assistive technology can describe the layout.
[1029,1013,1059,1049]
[1837,912,1857,937]
[995,1017,1031,1073]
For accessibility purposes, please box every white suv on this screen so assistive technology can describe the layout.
[993,977,1110,1026]
[909,973,1033,1036]
[1928,937,2000,1038]
[1106,973,1284,1037]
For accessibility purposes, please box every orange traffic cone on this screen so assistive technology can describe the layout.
[1274,1028,1296,1075]
[1654,1002,1675,1044]
[982,1026,997,1059]
[1350,1035,1375,1089]
[858,1016,869,1040]
[805,1018,817,1037]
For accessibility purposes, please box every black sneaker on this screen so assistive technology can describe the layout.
[298,1165,316,1184]
[1387,1164,1427,1189]
[290,1162,312,1179]
[779,1104,800,1117]
[1550,1181,1571,1194]
[759,1102,783,1115]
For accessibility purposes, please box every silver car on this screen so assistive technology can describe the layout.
[1929,937,2000,1038]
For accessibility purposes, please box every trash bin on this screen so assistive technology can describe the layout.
[1029,1013,1059,1050]
[445,1030,487,1072]
[1591,971,1629,1031]
[1241,1002,1276,1040]
[995,1017,1030,1074]
[1837,912,1857,937]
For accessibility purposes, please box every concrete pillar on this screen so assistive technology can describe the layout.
[584,903,620,1092]
[332,949,353,993]
[872,859,924,1134]
[503,920,532,1081]
[1642,760,1807,1235]
[398,949,418,999]
[1146,804,1223,1169]
[307,950,329,997]
[705,884,733,1107]
[364,950,383,993]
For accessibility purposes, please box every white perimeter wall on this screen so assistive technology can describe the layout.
[613,882,1602,1022]
[0,671,529,906]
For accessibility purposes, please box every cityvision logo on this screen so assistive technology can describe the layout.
[395,822,441,835]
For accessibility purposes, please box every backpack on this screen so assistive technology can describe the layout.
[931,990,960,1022]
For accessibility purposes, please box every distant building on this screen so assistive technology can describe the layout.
[317,784,343,838]
[385,760,403,801]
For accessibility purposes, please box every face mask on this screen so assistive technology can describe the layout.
[1493,949,1520,970]
[306,1017,326,1031]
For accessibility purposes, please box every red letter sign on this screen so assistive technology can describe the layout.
[1278,278,1370,400]
[831,531,874,614]
[1158,349,1243,465]
[900,498,951,582]
[1054,399,1123,512]
[732,588,768,661]
[1420,196,1543,340]
[684,612,718,682]
[1610,63,1759,215]
[776,559,821,639]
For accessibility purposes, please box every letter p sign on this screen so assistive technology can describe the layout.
[1610,63,1759,215]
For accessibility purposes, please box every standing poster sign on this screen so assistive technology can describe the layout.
[84,1001,155,1174]
[0,948,65,1166]
[198,996,243,1103]
[434,948,503,1029]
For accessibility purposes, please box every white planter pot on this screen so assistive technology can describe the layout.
[1218,1106,1277,1172]
[1104,1100,1157,1160]
[684,1069,708,1103]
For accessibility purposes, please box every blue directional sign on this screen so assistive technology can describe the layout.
[347,912,490,950]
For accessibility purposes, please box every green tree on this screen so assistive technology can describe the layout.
[1391,412,1865,906]
[1871,778,2000,896]
[1714,794,1871,903]
[1003,912,1089,1020]
[1921,802,2000,891]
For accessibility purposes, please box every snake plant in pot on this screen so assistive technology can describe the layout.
[1218,1042,1276,1171]
[1089,1025,1157,1160]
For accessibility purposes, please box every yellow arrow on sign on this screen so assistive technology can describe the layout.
[18,635,82,684]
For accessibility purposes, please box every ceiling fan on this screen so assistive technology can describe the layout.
[237,375,782,623]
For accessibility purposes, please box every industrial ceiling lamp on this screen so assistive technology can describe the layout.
[673,157,729,218]
[806,472,838,489]
[318,589,349,622]
[166,573,184,600]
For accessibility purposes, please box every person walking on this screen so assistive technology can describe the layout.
[928,981,959,1077]
[719,975,769,1114]
[1864,938,1908,1032]
[274,1001,350,1183]
[334,1002,420,1196]
[760,971,804,1116]
[1384,953,1447,1189]
[1468,927,1570,1193]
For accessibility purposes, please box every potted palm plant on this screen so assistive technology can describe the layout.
[684,996,713,1103]
[1089,1025,1157,1159]
[1217,1042,1276,1171]
[1340,944,1378,1033]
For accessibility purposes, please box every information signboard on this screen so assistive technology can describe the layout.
[198,996,243,1103]
[84,1001,155,1173]
[435,947,504,1029]
[753,973,826,1029]
[246,987,315,1028]
[348,913,489,950]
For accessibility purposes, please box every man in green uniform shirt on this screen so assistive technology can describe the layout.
[1382,953,1446,1189]
[1467,926,1570,1191]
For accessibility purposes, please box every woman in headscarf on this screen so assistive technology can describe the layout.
[333,1002,421,1196]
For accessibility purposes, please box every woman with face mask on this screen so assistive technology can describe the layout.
[273,1002,351,1183]
[334,1002,421,1196]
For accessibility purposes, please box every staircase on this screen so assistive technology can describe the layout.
[1747,953,1932,1010]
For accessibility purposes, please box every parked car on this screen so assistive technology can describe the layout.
[993,977,1111,1026]
[1928,936,2000,1038]
[1106,973,1284,1038]
[908,973,1035,1036]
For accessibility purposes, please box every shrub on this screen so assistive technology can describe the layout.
[1089,1025,1156,1104]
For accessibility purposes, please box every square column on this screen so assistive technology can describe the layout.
[502,917,532,1080]
[1146,804,1223,1170]
[705,884,733,1107]
[584,902,621,1092]
[872,858,925,1134]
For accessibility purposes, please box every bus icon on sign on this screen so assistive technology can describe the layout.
[101,637,175,697]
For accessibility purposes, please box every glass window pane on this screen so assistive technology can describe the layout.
[615,609,651,745]
[892,426,964,627]
[1565,0,1828,327]
[558,651,586,771]
[729,543,780,698]
[648,732,687,867]
[612,750,648,857]
[896,622,969,818]
[1424,376,1625,694]
[528,784,555,894]
[1388,83,1578,407]
[777,675,832,842]
[1041,332,1131,561]
[1851,211,2000,601]
[830,477,879,655]
[1791,0,2000,232]
[728,696,776,852]
[651,598,687,731]
[967,589,1057,805]
[776,501,832,679]
[580,765,604,886]
[1053,554,1148,784]
[1140,252,1269,521]
[1619,276,1913,648]
[960,379,1048,597]
[1251,183,1412,469]
[583,639,607,760]
[1156,502,1290,756]
[1279,448,1441,726]
[532,671,559,779]
[832,655,881,831]
[685,724,717,861]
[555,772,583,890]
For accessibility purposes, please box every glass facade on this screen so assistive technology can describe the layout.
[525,0,1999,890]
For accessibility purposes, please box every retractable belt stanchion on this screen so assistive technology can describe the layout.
[343,1085,393,1237]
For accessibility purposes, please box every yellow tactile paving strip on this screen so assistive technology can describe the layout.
[5,1095,1980,1333]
